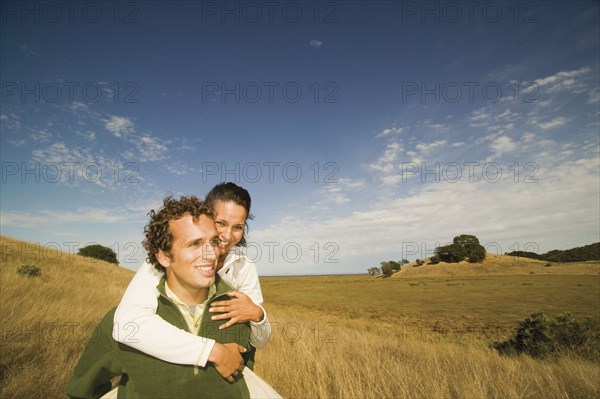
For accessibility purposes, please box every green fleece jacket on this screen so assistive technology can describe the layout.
[66,275,252,399]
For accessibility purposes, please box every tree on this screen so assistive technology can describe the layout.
[435,243,466,263]
[453,234,486,262]
[389,261,402,272]
[381,263,394,277]
[78,244,119,264]
[435,234,486,263]
[367,266,381,276]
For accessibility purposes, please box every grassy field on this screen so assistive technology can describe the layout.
[1,236,599,398]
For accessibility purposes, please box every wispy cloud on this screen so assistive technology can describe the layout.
[253,142,599,274]
[318,177,365,206]
[376,127,405,138]
[368,141,402,176]
[136,135,168,161]
[30,129,53,143]
[537,117,567,130]
[309,39,323,48]
[534,67,591,93]
[104,116,135,138]
[19,44,37,56]
[0,208,134,229]
[489,136,517,156]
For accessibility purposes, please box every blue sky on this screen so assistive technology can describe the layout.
[1,1,599,275]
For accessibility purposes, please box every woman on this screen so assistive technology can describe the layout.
[111,182,279,398]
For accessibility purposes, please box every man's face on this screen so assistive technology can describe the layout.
[158,214,219,302]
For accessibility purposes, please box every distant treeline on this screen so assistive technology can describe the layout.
[506,242,600,262]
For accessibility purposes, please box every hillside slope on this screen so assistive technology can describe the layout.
[393,253,600,278]
[0,236,134,398]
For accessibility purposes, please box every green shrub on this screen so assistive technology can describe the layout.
[493,312,600,360]
[380,263,394,277]
[17,264,41,277]
[415,259,424,266]
[78,244,118,264]
[429,256,440,264]
[436,234,486,263]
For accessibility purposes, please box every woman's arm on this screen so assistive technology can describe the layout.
[212,255,272,349]
[113,261,217,366]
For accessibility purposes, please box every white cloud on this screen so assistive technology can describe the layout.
[77,130,96,141]
[309,39,323,48]
[136,135,168,161]
[490,136,517,155]
[317,178,366,207]
[9,139,26,147]
[0,208,133,229]
[534,67,591,93]
[376,127,405,137]
[32,142,91,164]
[537,117,566,130]
[104,116,135,137]
[588,88,600,105]
[251,151,599,274]
[368,142,403,178]
[0,112,22,131]
[416,140,447,153]
[31,129,53,143]
[424,120,446,130]
[522,132,535,143]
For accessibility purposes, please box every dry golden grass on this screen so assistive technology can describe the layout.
[0,236,133,398]
[1,236,598,398]
[255,304,600,399]
[394,253,600,278]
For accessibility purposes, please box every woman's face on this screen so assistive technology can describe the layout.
[212,200,247,255]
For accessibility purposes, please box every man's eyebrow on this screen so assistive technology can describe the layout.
[184,237,205,246]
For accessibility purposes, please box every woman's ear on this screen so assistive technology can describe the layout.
[156,250,171,268]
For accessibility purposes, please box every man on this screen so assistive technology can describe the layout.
[67,196,252,398]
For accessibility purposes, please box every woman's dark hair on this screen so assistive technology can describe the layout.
[205,182,253,247]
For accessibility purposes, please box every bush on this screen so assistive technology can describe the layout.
[435,243,466,263]
[17,264,41,277]
[415,259,424,266]
[380,263,394,277]
[493,312,600,360]
[78,244,118,264]
[429,256,440,264]
[436,234,486,263]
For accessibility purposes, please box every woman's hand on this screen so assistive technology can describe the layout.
[209,291,264,329]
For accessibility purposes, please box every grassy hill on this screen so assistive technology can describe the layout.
[393,253,600,278]
[0,236,133,398]
[1,236,599,398]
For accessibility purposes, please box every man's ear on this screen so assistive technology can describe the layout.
[156,250,171,268]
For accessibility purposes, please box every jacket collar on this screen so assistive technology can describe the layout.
[220,247,246,271]
[157,273,233,302]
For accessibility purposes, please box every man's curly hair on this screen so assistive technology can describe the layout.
[143,195,213,273]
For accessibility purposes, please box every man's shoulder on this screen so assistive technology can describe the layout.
[92,307,118,331]
[214,274,235,295]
